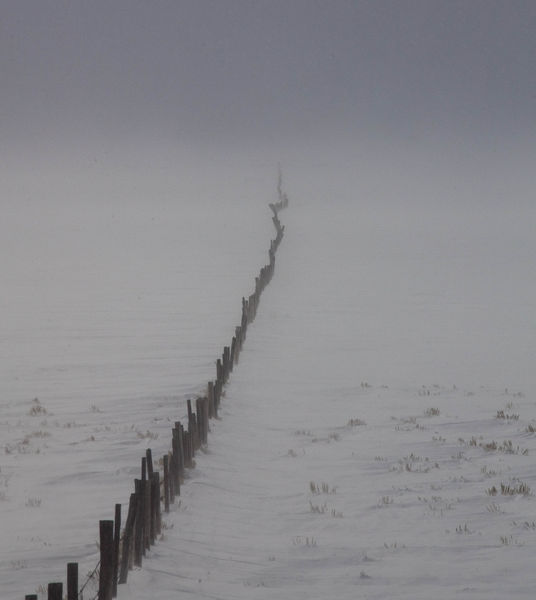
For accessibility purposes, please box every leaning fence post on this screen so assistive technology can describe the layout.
[203,397,209,443]
[153,472,161,535]
[196,397,203,445]
[98,520,114,600]
[67,562,78,600]
[119,493,137,583]
[223,346,230,382]
[216,359,223,387]
[163,454,170,512]
[230,336,236,371]
[112,503,121,597]
[208,381,215,418]
[213,380,220,417]
[133,479,143,567]
[172,427,181,493]
[177,422,185,479]
[146,448,154,479]
[144,477,152,549]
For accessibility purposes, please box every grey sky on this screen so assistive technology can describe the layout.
[1,1,534,151]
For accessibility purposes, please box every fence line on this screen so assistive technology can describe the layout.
[24,177,288,600]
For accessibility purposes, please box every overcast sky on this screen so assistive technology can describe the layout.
[1,0,534,154]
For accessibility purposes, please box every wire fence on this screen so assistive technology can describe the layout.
[24,177,289,600]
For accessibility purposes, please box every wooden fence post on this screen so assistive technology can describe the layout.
[47,583,62,600]
[172,427,181,493]
[133,479,143,567]
[213,380,220,417]
[144,477,152,549]
[230,336,236,371]
[203,397,209,443]
[153,472,161,535]
[112,503,121,597]
[163,454,170,512]
[177,422,185,479]
[187,399,199,450]
[67,562,78,600]
[208,381,215,418]
[196,397,204,445]
[169,452,176,502]
[216,359,223,387]
[98,520,114,600]
[146,448,154,479]
[119,493,137,583]
[223,346,230,382]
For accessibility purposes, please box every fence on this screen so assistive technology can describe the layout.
[24,179,288,600]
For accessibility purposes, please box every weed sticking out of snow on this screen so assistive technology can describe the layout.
[484,438,527,455]
[383,541,406,550]
[309,481,337,495]
[500,535,522,546]
[136,429,158,440]
[500,482,531,496]
[481,465,500,478]
[309,500,327,514]
[377,495,394,507]
[496,410,519,421]
[25,497,42,508]
[28,398,47,417]
[392,453,439,473]
[292,536,317,547]
[423,407,440,417]
[455,523,473,534]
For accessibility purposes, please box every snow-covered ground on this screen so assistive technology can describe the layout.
[2,149,535,599]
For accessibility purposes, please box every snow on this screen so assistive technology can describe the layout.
[1,151,535,599]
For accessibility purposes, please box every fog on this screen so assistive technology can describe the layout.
[3,135,535,399]
[2,4,536,596]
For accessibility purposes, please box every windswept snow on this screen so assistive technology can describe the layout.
[1,159,535,599]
